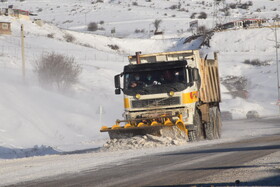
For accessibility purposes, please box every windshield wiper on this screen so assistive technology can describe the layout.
[169,85,178,91]
[159,84,178,92]
[139,87,149,94]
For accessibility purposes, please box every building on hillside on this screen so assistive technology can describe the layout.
[0,22,11,35]
[0,8,31,20]
[215,18,268,31]
[12,9,30,20]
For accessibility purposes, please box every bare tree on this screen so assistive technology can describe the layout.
[153,19,162,33]
[34,52,82,90]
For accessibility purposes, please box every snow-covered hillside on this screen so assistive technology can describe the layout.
[3,0,280,37]
[0,0,280,158]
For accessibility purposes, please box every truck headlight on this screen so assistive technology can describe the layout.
[169,91,174,97]
[135,94,141,99]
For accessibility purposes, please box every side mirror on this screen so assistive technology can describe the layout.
[114,75,121,89]
[193,68,199,81]
[187,67,194,84]
[115,88,121,95]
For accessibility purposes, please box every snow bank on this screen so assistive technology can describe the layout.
[103,135,187,151]
[0,145,58,159]
[102,126,189,151]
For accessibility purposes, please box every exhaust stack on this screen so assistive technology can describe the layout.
[136,51,141,64]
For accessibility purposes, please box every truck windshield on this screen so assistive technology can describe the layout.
[123,67,188,95]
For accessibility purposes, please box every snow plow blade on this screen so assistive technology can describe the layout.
[100,117,188,140]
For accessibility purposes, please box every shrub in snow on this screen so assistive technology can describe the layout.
[237,2,253,10]
[153,19,162,34]
[34,52,82,90]
[135,29,140,33]
[135,29,145,33]
[87,22,98,31]
[190,13,196,19]
[63,33,75,43]
[132,2,138,6]
[111,27,116,34]
[198,12,207,19]
[243,59,270,66]
[169,5,178,10]
[197,25,208,34]
[47,33,55,38]
[179,8,187,12]
[81,43,92,48]
[108,44,119,50]
[247,1,253,6]
[229,3,237,9]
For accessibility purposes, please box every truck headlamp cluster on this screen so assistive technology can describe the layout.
[168,91,175,97]
[135,94,141,99]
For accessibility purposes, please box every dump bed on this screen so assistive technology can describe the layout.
[199,53,221,103]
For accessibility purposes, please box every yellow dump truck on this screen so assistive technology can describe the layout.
[101,50,222,142]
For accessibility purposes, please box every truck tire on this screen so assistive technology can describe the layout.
[194,109,205,141]
[188,131,197,142]
[205,107,216,140]
[205,107,221,140]
[214,108,222,139]
[188,109,204,142]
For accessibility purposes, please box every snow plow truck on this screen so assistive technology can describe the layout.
[101,50,222,142]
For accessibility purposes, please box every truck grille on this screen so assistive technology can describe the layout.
[131,97,180,108]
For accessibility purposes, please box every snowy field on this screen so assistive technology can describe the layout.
[0,0,280,184]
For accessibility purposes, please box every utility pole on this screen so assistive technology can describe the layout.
[21,24,26,80]
[85,13,87,30]
[274,22,280,114]
[96,105,104,126]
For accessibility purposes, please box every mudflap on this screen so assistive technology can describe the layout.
[104,126,188,140]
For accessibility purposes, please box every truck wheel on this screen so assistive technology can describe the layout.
[205,107,221,140]
[214,108,222,139]
[205,107,216,140]
[193,109,205,141]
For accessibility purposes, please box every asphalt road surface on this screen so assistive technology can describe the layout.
[13,118,280,187]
